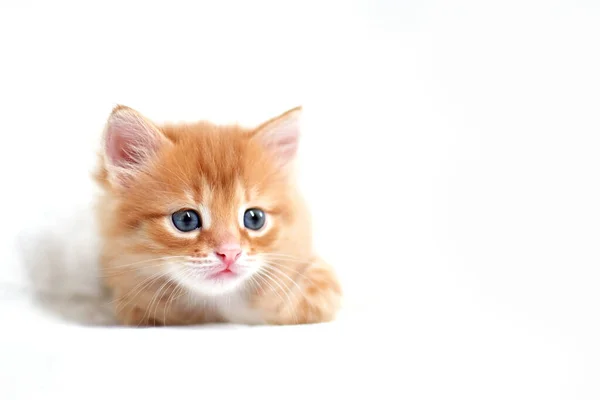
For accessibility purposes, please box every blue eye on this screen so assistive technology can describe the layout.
[243,208,266,231]
[172,210,201,232]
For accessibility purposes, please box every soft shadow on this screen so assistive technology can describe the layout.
[17,205,117,326]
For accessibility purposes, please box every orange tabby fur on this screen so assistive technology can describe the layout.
[94,105,341,326]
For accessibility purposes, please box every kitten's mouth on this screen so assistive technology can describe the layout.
[208,266,238,280]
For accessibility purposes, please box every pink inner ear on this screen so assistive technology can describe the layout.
[106,127,141,166]
[271,130,298,159]
[104,109,163,169]
[259,110,301,163]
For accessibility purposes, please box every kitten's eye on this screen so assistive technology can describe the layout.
[172,210,201,232]
[243,208,266,231]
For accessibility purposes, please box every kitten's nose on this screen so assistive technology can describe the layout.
[215,244,242,267]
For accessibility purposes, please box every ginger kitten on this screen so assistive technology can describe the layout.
[94,105,341,326]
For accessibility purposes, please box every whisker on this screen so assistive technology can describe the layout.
[246,274,260,294]
[260,260,315,284]
[110,270,163,307]
[143,276,174,327]
[261,263,304,292]
[99,262,178,278]
[261,264,311,307]
[259,253,308,262]
[112,270,169,316]
[104,255,190,270]
[100,257,192,278]
[171,277,189,303]
[258,268,293,297]
[253,272,286,308]
[163,283,176,326]
[255,270,298,324]
[158,278,180,326]
[167,284,188,324]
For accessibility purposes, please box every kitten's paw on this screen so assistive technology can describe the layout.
[114,304,161,327]
[257,258,342,325]
[111,291,220,327]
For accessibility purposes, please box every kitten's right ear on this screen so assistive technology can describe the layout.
[102,105,170,187]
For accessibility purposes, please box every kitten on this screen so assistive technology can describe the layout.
[94,105,342,326]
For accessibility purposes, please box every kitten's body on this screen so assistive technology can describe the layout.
[94,106,341,326]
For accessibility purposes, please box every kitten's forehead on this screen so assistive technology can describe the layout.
[193,178,277,221]
[147,121,286,220]
[197,179,243,217]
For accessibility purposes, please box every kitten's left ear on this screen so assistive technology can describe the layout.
[101,105,171,187]
[252,106,302,167]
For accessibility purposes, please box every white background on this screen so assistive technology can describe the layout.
[1,0,599,398]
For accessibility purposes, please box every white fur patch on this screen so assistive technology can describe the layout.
[198,203,211,229]
[215,295,265,325]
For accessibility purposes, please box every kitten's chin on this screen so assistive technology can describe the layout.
[170,270,249,297]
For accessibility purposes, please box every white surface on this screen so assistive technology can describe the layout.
[1,0,600,398]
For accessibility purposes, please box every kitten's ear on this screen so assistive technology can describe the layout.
[102,105,170,187]
[252,106,302,168]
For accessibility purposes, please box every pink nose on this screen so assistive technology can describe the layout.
[215,244,241,267]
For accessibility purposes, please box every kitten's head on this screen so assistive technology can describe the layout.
[96,105,312,296]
